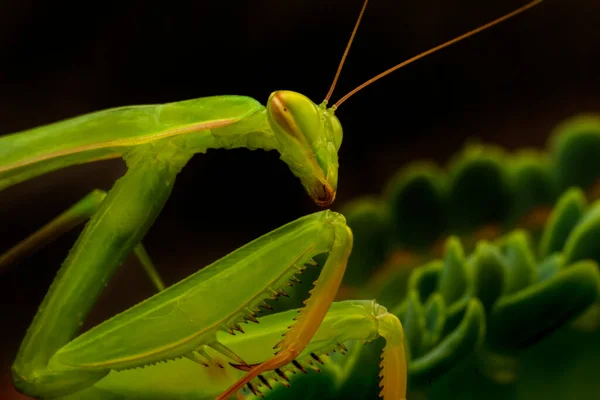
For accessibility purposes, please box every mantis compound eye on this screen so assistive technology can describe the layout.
[330,114,343,152]
[267,91,322,149]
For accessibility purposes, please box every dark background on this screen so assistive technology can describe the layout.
[0,0,597,398]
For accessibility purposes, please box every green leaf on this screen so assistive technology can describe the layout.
[409,299,485,388]
[487,261,600,351]
[384,163,447,248]
[536,253,564,282]
[551,115,600,191]
[564,201,600,266]
[438,237,468,305]
[468,242,505,312]
[447,145,512,233]
[422,293,447,352]
[408,260,443,304]
[538,187,587,259]
[497,230,536,294]
[403,291,427,360]
[342,197,391,286]
[507,150,557,223]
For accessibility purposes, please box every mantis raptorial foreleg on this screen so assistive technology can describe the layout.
[0,189,166,291]
[15,210,403,399]
[215,212,353,400]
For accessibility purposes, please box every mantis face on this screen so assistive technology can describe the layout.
[267,90,342,207]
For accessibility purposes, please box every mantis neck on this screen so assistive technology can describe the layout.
[177,108,279,156]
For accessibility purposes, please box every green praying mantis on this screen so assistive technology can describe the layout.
[1,0,542,399]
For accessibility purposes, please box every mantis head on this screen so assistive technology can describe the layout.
[264,0,541,208]
[267,90,342,207]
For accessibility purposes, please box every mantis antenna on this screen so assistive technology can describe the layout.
[325,0,543,108]
[324,0,370,103]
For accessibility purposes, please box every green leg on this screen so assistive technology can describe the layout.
[0,190,105,273]
[11,148,190,398]
[133,242,165,292]
[0,189,166,292]
[216,219,354,400]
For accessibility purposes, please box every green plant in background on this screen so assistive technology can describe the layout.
[316,114,600,399]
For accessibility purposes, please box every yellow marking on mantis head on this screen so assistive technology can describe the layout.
[267,90,342,207]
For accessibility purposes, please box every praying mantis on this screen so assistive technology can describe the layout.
[1,0,542,399]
